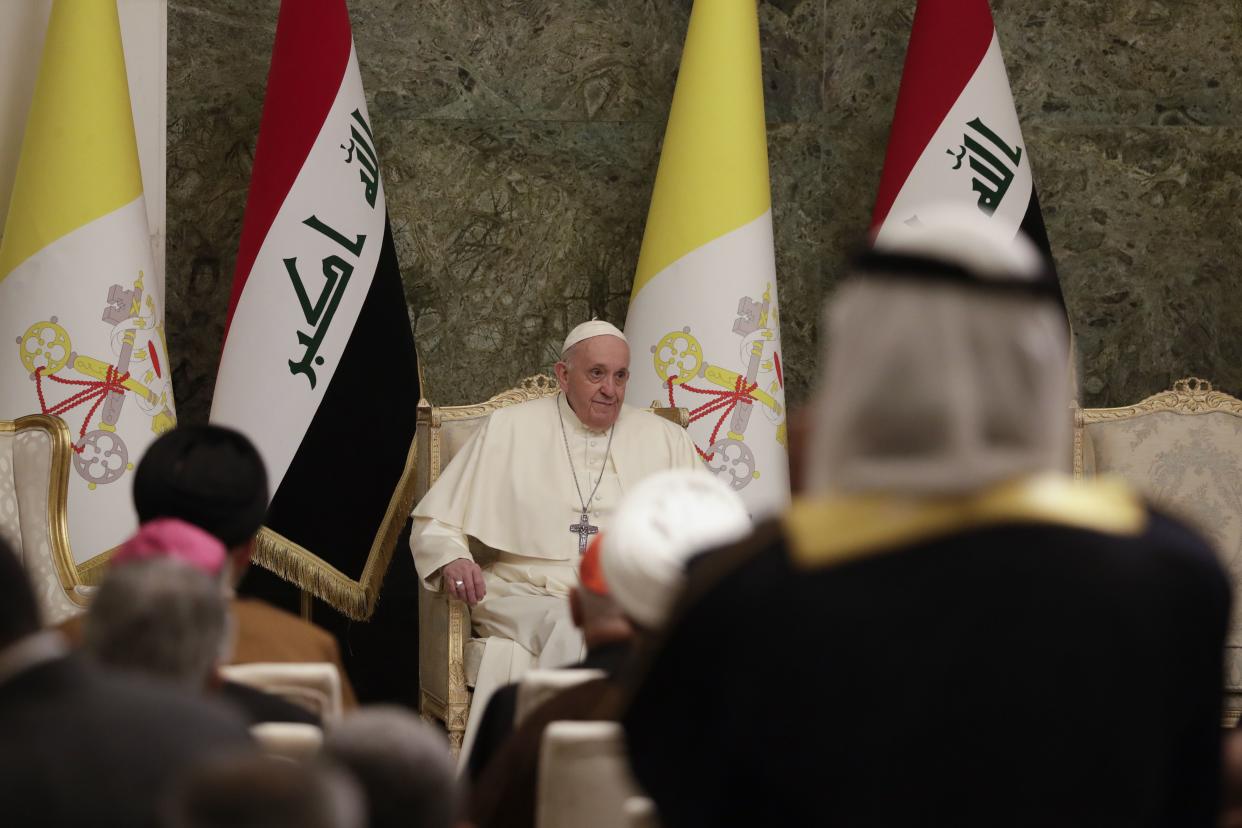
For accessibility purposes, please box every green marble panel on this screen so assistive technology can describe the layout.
[165,0,1242,429]
[769,121,831,407]
[355,0,686,122]
[166,1,273,421]
[388,118,662,404]
[825,0,1241,128]
[993,0,1241,126]
[1030,125,1242,407]
[354,0,823,123]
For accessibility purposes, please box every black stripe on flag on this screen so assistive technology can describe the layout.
[1019,187,1066,308]
[264,216,418,583]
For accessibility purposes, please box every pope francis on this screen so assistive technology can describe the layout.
[410,320,702,756]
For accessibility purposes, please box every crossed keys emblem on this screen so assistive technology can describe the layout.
[16,273,175,489]
[652,285,786,491]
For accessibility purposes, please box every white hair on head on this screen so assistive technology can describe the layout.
[84,557,231,691]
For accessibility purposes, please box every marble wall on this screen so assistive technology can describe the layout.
[166,0,1241,423]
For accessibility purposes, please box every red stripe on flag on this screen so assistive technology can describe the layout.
[223,0,353,342]
[870,0,996,231]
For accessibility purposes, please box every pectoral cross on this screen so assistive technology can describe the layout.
[569,512,598,553]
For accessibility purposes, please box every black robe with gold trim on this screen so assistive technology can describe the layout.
[623,478,1230,828]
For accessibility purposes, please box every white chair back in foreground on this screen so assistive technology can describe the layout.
[219,662,344,721]
[536,720,641,828]
[515,668,606,726]
[250,722,324,762]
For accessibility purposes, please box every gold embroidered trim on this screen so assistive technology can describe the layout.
[250,434,419,621]
[785,473,1146,569]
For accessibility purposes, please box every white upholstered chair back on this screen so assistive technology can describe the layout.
[219,662,344,722]
[1074,378,1242,720]
[536,720,643,828]
[515,668,607,725]
[0,415,93,625]
[250,722,324,761]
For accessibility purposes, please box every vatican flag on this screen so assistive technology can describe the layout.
[0,1,175,565]
[624,0,789,517]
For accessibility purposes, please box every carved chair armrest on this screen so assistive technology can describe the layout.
[417,581,472,752]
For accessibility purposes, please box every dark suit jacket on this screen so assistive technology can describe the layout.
[625,509,1232,828]
[0,654,253,828]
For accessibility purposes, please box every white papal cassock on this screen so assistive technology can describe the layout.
[411,392,701,758]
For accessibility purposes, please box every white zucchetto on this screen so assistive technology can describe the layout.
[561,319,628,356]
[601,469,751,630]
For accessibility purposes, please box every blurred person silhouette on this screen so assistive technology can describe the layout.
[322,705,463,828]
[0,535,251,828]
[58,424,357,707]
[623,206,1231,828]
[84,528,318,727]
[1222,727,1242,828]
[471,469,750,828]
[85,557,229,692]
[163,753,365,828]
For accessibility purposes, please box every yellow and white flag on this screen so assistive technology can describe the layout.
[0,1,175,564]
[624,0,788,516]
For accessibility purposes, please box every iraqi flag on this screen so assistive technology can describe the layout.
[210,0,419,621]
[0,0,175,582]
[624,0,790,518]
[873,0,1063,301]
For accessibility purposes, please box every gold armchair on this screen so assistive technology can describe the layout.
[413,375,688,752]
[1073,378,1242,723]
[0,414,104,625]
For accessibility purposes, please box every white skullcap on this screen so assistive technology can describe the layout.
[875,202,1044,282]
[562,319,628,356]
[601,470,752,629]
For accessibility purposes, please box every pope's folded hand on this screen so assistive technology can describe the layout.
[440,558,486,606]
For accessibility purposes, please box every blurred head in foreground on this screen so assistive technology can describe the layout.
[806,204,1068,497]
[164,754,365,828]
[84,557,230,692]
[600,469,751,630]
[322,706,459,828]
[133,424,269,584]
[0,534,39,652]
